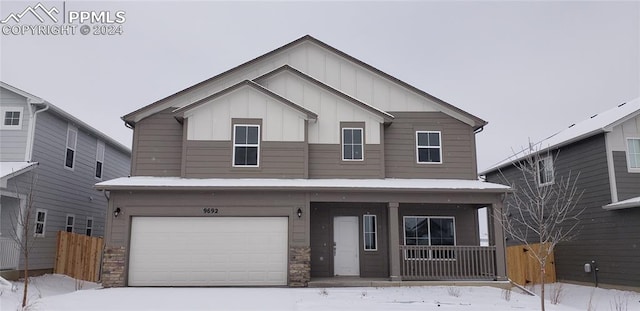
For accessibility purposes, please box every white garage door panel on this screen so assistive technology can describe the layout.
[129,217,288,286]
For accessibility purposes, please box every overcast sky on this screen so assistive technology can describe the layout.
[1,1,638,171]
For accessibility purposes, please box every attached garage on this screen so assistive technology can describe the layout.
[128,217,288,286]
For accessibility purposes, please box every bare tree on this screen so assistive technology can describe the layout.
[10,173,38,309]
[497,147,584,311]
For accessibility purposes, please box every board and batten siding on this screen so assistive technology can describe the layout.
[134,40,473,125]
[486,134,640,288]
[0,88,30,161]
[10,110,130,270]
[256,70,384,144]
[183,140,306,178]
[132,108,182,177]
[384,112,477,179]
[185,86,307,142]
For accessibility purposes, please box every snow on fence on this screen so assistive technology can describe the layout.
[0,237,19,269]
[54,231,103,282]
[399,245,497,280]
[506,243,556,286]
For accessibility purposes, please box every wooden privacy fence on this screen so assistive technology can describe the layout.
[54,231,103,282]
[507,243,556,286]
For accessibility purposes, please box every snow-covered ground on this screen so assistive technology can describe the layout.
[1,275,638,311]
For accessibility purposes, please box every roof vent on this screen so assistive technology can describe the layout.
[568,124,575,128]
[590,114,598,118]
[618,102,626,107]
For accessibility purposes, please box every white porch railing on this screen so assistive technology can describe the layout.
[0,237,20,270]
[400,245,496,281]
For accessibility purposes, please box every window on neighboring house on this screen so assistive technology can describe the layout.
[85,217,93,236]
[1,107,23,130]
[34,209,47,237]
[342,128,363,160]
[363,215,377,251]
[537,155,555,185]
[403,216,455,259]
[95,141,105,179]
[627,138,640,172]
[66,214,75,233]
[416,131,442,163]
[233,124,260,166]
[65,125,78,169]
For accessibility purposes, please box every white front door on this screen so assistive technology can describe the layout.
[334,216,359,276]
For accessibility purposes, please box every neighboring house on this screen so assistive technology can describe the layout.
[0,82,131,279]
[96,35,511,288]
[481,99,640,290]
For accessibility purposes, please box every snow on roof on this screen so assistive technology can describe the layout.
[96,177,511,192]
[1,162,38,186]
[603,196,640,210]
[481,98,640,174]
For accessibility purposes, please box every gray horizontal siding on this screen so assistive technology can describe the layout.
[184,140,306,178]
[613,151,640,201]
[486,134,640,288]
[132,108,182,176]
[384,112,476,179]
[308,144,383,178]
[6,110,130,270]
[0,88,29,161]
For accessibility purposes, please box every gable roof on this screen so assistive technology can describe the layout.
[173,80,318,120]
[1,81,131,155]
[480,97,640,175]
[253,65,394,122]
[122,35,486,129]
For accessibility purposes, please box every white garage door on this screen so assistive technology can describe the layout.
[128,217,288,286]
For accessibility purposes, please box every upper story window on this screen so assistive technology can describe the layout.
[233,124,260,167]
[65,125,78,169]
[342,128,363,161]
[34,209,47,237]
[65,214,75,233]
[95,140,105,179]
[627,138,640,172]
[537,155,555,186]
[1,107,23,130]
[416,131,442,164]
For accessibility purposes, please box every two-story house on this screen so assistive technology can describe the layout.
[96,35,511,288]
[0,82,131,279]
[482,99,640,290]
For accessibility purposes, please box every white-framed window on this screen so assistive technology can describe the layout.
[626,138,640,172]
[537,155,555,186]
[65,214,75,233]
[95,140,105,179]
[403,216,456,260]
[65,125,78,169]
[416,131,442,164]
[85,217,93,236]
[1,107,24,130]
[363,215,377,251]
[342,128,364,161]
[34,209,47,237]
[233,124,260,167]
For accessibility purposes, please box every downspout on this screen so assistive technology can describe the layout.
[24,102,50,161]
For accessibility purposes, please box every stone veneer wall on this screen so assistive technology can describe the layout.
[289,246,311,287]
[102,246,126,287]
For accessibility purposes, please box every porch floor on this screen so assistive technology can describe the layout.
[308,277,511,289]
